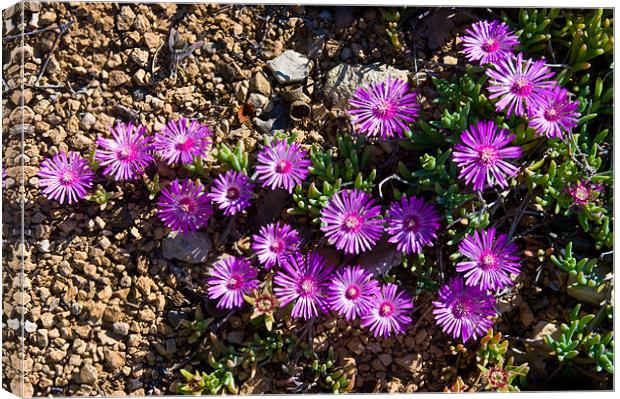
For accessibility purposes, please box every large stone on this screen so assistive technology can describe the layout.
[162,232,212,264]
[322,63,410,109]
[266,50,311,85]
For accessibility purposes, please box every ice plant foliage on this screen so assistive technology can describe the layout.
[348,78,420,140]
[320,189,384,255]
[529,86,580,139]
[95,122,154,181]
[37,151,94,204]
[456,228,521,291]
[326,265,380,321]
[361,283,413,337]
[208,170,254,215]
[486,53,556,117]
[385,195,441,254]
[453,120,523,191]
[207,256,259,309]
[433,277,497,342]
[251,222,301,269]
[153,118,212,165]
[157,179,213,233]
[273,251,334,320]
[462,20,519,64]
[255,140,311,193]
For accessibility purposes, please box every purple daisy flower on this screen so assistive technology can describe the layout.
[486,53,556,117]
[462,20,519,65]
[273,251,334,320]
[157,179,213,233]
[386,195,441,255]
[452,120,523,191]
[320,189,383,255]
[361,283,413,337]
[327,265,380,321]
[37,151,94,204]
[251,222,301,269]
[208,170,254,215]
[456,228,521,291]
[255,140,311,193]
[348,78,421,140]
[433,277,497,342]
[529,86,580,140]
[207,256,259,309]
[95,122,154,181]
[153,118,212,165]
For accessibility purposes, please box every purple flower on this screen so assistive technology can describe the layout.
[153,118,212,165]
[252,222,301,269]
[568,181,596,207]
[462,20,519,65]
[348,78,420,140]
[453,120,523,191]
[207,256,259,309]
[486,53,556,117]
[273,251,334,320]
[208,170,254,215]
[456,228,521,291]
[37,151,94,204]
[326,265,380,321]
[95,122,154,181]
[255,140,311,193]
[157,179,213,233]
[433,277,497,342]
[320,189,383,255]
[361,283,413,337]
[386,195,441,254]
[529,86,580,140]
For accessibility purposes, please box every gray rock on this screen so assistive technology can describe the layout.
[80,113,97,130]
[322,63,410,109]
[255,98,290,135]
[7,319,20,330]
[24,320,37,333]
[112,322,130,336]
[37,239,50,253]
[162,232,212,264]
[266,50,311,85]
[247,92,269,111]
[358,239,403,276]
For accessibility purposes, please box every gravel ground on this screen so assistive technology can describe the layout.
[1,2,612,396]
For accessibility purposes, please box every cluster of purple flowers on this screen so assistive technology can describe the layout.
[37,118,213,205]
[455,20,581,192]
[430,227,520,342]
[36,18,578,345]
[321,190,440,255]
[206,247,414,337]
[37,124,312,228]
[466,20,581,135]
